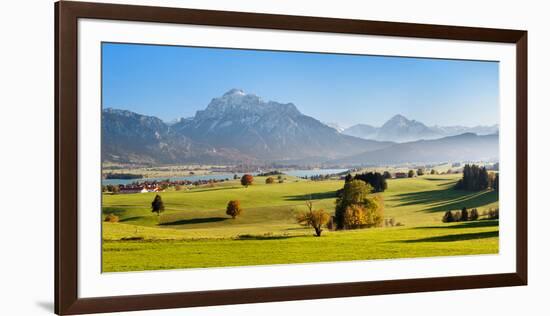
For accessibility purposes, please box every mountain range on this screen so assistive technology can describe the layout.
[342,114,498,143]
[103,89,499,166]
[332,133,498,166]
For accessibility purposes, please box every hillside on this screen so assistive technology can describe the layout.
[333,133,499,165]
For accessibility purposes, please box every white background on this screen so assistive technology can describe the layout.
[0,0,547,315]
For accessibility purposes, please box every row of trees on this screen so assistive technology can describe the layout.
[345,172,388,192]
[442,207,479,223]
[455,164,499,191]
[442,207,499,223]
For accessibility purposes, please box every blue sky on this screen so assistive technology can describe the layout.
[102,42,499,128]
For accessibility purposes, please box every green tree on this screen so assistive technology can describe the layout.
[383,171,392,179]
[417,168,424,176]
[442,210,455,223]
[456,164,491,191]
[334,180,374,229]
[430,169,436,175]
[408,170,415,178]
[342,195,384,229]
[470,208,479,221]
[226,200,243,219]
[353,172,387,192]
[460,207,469,221]
[344,173,353,183]
[265,177,275,184]
[151,194,165,220]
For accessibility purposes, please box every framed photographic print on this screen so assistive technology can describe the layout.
[55,1,527,315]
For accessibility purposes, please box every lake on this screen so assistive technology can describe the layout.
[102,168,349,185]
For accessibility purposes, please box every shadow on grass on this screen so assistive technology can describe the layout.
[186,186,242,194]
[414,220,499,230]
[119,216,148,222]
[160,217,228,226]
[393,188,498,213]
[285,191,338,201]
[423,177,454,182]
[102,207,127,215]
[235,234,297,240]
[399,231,498,243]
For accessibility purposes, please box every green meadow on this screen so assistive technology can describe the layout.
[102,174,499,272]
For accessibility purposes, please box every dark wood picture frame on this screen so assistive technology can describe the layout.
[55,1,528,315]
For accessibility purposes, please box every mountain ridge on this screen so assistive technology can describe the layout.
[103,89,498,166]
[103,90,393,164]
[342,114,498,142]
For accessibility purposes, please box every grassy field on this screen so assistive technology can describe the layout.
[102,174,499,272]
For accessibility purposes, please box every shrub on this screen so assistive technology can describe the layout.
[265,177,275,184]
[226,200,243,219]
[240,174,254,187]
[470,208,479,221]
[104,213,119,223]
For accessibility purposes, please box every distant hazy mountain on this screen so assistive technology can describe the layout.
[103,89,392,164]
[333,133,499,165]
[342,123,378,139]
[324,122,345,133]
[342,114,499,143]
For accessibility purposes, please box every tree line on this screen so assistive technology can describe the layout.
[455,164,498,191]
[345,171,387,192]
